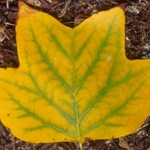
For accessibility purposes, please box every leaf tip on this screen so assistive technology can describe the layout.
[18,1,38,18]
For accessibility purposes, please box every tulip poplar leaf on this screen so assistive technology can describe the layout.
[0,2,150,144]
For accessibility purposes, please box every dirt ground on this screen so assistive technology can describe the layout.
[0,0,150,149]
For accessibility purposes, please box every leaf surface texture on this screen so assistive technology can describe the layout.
[0,2,150,143]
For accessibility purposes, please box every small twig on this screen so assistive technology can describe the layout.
[6,0,9,9]
[10,134,16,150]
[51,2,64,10]
[4,49,17,54]
[0,4,18,11]
[58,0,71,18]
[5,22,15,26]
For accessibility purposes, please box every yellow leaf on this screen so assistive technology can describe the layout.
[0,2,150,145]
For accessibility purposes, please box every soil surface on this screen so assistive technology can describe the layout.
[0,0,150,149]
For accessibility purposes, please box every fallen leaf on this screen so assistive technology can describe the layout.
[0,2,150,145]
